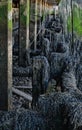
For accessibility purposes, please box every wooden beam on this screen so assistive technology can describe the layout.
[40,0,43,18]
[38,0,42,29]
[19,0,30,66]
[34,0,38,50]
[14,85,32,89]
[12,88,32,102]
[0,0,12,110]
[71,0,74,54]
[26,0,30,50]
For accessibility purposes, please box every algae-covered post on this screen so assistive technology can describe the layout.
[0,0,12,110]
[19,0,30,66]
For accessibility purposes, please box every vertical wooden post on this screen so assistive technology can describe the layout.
[41,0,45,29]
[34,0,38,50]
[65,0,67,35]
[40,0,42,28]
[19,0,30,66]
[71,0,74,54]
[44,0,47,19]
[0,0,12,110]
[26,0,30,50]
[43,0,45,20]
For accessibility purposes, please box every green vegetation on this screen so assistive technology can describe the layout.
[67,4,82,36]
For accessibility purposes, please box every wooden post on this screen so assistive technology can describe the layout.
[26,0,30,50]
[19,0,30,66]
[40,0,42,28]
[44,0,47,20]
[0,0,12,110]
[71,0,74,54]
[43,0,45,20]
[34,0,38,50]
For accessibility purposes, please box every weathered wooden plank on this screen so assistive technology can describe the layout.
[12,88,32,102]
[19,0,30,66]
[39,0,43,28]
[0,0,12,110]
[34,0,38,50]
[14,85,32,89]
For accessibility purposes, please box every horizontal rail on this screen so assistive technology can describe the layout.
[12,87,32,102]
[14,85,32,89]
